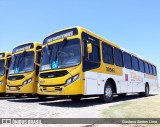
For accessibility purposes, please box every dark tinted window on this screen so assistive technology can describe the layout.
[153,66,157,76]
[114,48,123,67]
[139,59,145,72]
[82,32,100,72]
[6,58,11,68]
[36,46,42,50]
[149,64,153,75]
[123,52,132,69]
[102,43,114,64]
[89,44,100,63]
[144,62,149,74]
[132,56,139,71]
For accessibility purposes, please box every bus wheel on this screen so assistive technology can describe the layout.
[100,82,113,103]
[71,96,81,102]
[38,95,46,100]
[15,95,22,98]
[139,85,149,97]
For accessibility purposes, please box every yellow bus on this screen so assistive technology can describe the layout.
[0,52,12,96]
[6,42,42,97]
[37,27,158,102]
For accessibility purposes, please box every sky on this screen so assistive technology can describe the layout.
[0,0,160,80]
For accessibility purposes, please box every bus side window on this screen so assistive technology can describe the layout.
[6,57,11,76]
[102,43,114,65]
[82,32,100,72]
[123,52,132,69]
[144,62,150,74]
[114,48,124,67]
[139,59,145,73]
[149,64,153,75]
[36,52,41,64]
[132,56,139,71]
[88,43,100,63]
[6,58,11,68]
[153,66,157,76]
[36,52,41,76]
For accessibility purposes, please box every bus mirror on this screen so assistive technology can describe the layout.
[87,43,92,54]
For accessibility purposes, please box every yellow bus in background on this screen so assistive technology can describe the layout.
[37,27,158,102]
[6,42,42,97]
[0,52,11,96]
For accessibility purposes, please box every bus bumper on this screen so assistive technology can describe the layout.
[37,80,84,96]
[6,82,37,94]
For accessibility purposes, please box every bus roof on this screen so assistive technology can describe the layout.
[44,26,156,66]
[0,52,11,58]
[12,42,41,54]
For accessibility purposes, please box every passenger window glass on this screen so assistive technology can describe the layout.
[144,62,149,74]
[102,43,114,64]
[123,52,132,69]
[139,59,145,72]
[153,66,157,76]
[149,64,153,75]
[132,56,139,71]
[89,44,100,63]
[114,49,123,67]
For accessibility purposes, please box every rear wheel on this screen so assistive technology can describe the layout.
[139,85,149,97]
[100,82,113,103]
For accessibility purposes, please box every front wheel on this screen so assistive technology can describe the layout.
[38,95,47,100]
[15,95,22,98]
[100,82,113,103]
[71,96,81,102]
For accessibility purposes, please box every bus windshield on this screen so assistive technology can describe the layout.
[40,38,80,71]
[0,60,5,76]
[9,52,34,74]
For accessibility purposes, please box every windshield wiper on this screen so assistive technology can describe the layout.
[48,38,68,64]
[55,38,68,62]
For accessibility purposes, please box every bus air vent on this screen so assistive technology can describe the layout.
[8,75,25,81]
[40,70,69,78]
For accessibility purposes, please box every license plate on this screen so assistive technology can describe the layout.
[46,87,55,92]
[10,87,17,91]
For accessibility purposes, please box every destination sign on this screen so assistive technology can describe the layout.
[12,43,34,54]
[0,53,5,58]
[43,28,78,45]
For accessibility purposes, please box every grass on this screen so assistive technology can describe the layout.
[102,95,160,118]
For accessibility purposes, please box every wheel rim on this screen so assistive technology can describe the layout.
[105,86,112,98]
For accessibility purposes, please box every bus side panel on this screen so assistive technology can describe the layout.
[144,74,158,92]
[84,71,121,95]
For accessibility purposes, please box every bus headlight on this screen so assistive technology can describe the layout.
[22,78,33,86]
[0,81,3,84]
[64,74,79,87]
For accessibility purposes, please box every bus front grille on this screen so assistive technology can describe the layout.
[39,70,69,78]
[8,75,25,81]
